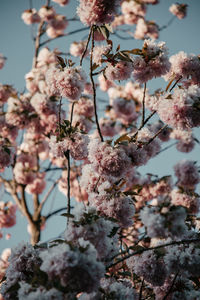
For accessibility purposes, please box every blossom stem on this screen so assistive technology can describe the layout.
[140,82,147,128]
[131,110,156,141]
[90,26,104,142]
[64,150,71,223]
[169,76,182,92]
[80,26,92,66]
[70,102,75,126]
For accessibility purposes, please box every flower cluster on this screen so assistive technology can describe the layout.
[77,0,120,26]
[46,65,86,101]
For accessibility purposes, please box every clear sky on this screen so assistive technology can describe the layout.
[0,0,200,252]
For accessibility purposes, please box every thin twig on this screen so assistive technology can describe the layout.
[70,102,75,126]
[139,278,144,300]
[37,179,60,215]
[159,15,176,31]
[64,150,71,224]
[92,67,106,76]
[40,27,89,47]
[157,141,177,155]
[140,82,147,128]
[58,97,62,134]
[45,207,67,220]
[169,76,182,92]
[162,273,179,300]
[114,32,134,40]
[146,124,168,145]
[131,110,156,140]
[80,27,92,66]
[90,26,104,142]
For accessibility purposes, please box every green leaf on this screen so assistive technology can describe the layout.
[61,213,74,218]
[104,23,113,33]
[56,55,66,68]
[99,25,110,39]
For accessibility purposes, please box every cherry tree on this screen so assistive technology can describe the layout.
[0,0,200,299]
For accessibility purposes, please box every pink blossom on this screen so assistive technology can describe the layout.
[0,144,14,170]
[111,15,125,28]
[0,248,11,282]
[70,40,89,58]
[37,47,58,67]
[40,239,105,293]
[46,66,86,101]
[164,51,200,86]
[140,205,187,238]
[0,84,16,105]
[98,74,114,91]
[174,159,200,189]
[48,14,68,30]
[72,114,93,133]
[21,9,41,25]
[13,153,37,185]
[64,205,119,259]
[171,189,200,214]
[128,251,167,286]
[105,61,134,81]
[0,202,17,229]
[157,85,200,130]
[89,193,135,228]
[77,0,120,26]
[0,54,6,69]
[46,27,64,38]
[49,132,89,160]
[72,96,94,118]
[26,173,46,195]
[121,1,146,25]
[93,45,111,66]
[52,0,69,6]
[132,39,170,83]
[80,164,108,194]
[99,118,117,137]
[169,3,187,19]
[38,6,56,21]
[134,18,159,40]
[88,139,131,179]
[112,97,138,124]
[6,96,34,129]
[170,129,195,153]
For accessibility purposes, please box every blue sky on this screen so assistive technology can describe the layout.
[0,0,200,252]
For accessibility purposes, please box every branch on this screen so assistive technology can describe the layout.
[32,20,45,68]
[37,178,60,215]
[19,185,33,225]
[106,238,200,270]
